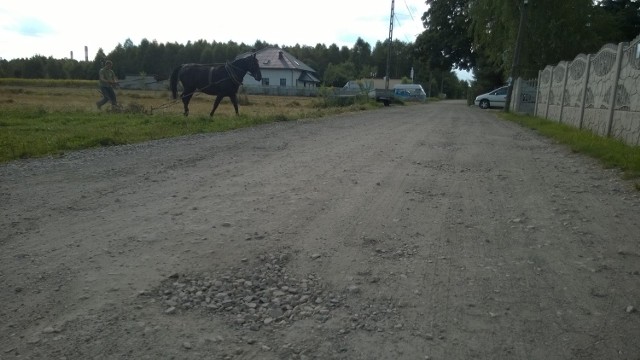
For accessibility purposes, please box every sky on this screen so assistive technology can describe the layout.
[0,0,472,81]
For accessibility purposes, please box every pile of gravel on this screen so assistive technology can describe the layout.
[154,253,344,331]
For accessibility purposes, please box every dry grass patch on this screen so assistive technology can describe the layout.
[0,86,380,162]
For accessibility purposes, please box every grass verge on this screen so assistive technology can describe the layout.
[500,112,640,191]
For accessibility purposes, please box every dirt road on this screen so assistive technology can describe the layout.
[1,100,639,360]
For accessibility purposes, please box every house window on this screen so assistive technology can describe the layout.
[262,78,269,86]
[280,78,286,87]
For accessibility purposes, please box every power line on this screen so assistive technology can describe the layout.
[394,0,425,42]
[403,0,416,22]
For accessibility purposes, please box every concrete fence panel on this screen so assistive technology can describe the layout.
[548,62,568,122]
[610,35,640,145]
[533,34,640,146]
[562,54,589,128]
[535,66,551,117]
[584,44,620,137]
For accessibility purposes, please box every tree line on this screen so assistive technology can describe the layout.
[0,36,469,99]
[1,0,637,99]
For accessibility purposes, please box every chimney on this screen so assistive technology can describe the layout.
[278,51,283,60]
[84,46,88,62]
[70,51,73,60]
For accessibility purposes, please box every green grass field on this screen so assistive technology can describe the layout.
[1,81,638,190]
[0,83,377,162]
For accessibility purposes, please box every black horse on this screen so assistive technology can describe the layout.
[170,53,262,117]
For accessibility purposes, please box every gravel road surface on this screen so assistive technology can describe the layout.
[2,100,639,359]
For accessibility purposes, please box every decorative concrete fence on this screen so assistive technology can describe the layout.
[534,34,640,146]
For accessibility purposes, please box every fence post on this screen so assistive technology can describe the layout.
[578,54,592,130]
[606,42,625,137]
[544,66,553,119]
[558,64,569,124]
[534,70,541,117]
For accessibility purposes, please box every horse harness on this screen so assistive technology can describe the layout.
[179,58,257,97]
[205,62,243,88]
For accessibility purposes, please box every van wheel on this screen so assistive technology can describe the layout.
[479,99,490,109]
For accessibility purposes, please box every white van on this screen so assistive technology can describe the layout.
[342,80,374,92]
[393,84,427,102]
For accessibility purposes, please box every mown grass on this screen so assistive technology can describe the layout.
[500,112,640,190]
[0,85,381,163]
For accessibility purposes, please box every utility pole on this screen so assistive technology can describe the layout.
[504,0,528,112]
[385,0,395,90]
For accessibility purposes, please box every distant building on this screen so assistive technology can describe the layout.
[343,78,403,91]
[238,47,320,89]
[118,75,167,91]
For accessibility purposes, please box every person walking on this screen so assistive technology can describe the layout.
[96,60,119,110]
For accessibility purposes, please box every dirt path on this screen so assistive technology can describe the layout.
[1,100,639,360]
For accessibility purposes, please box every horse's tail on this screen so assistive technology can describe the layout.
[169,65,182,99]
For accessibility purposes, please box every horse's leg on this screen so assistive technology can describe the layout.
[229,93,239,115]
[181,90,193,117]
[210,95,224,117]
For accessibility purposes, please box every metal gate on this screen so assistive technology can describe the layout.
[511,78,538,115]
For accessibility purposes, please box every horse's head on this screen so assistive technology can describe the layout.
[246,53,262,82]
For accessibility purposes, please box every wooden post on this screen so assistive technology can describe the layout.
[544,67,553,119]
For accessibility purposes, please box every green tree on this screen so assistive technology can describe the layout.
[469,0,603,79]
[140,40,165,75]
[416,0,475,72]
[0,59,8,77]
[66,60,89,79]
[23,56,46,79]
[370,40,387,78]
[595,0,640,42]
[370,40,415,79]
[46,57,66,79]
[199,47,214,64]
[392,40,414,79]
[350,38,372,77]
[323,62,356,87]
